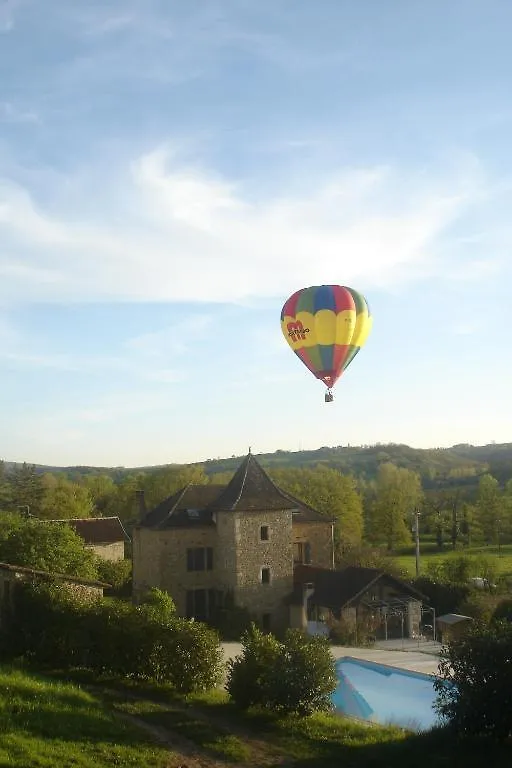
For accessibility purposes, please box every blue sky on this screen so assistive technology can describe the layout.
[1,0,512,467]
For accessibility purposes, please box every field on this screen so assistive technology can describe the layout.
[391,543,512,578]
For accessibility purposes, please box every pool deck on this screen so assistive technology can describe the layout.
[222,640,442,677]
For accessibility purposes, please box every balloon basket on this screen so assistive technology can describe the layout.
[324,390,334,403]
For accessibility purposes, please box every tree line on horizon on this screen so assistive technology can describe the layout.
[2,446,512,559]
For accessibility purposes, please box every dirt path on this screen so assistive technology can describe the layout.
[113,708,231,768]
[95,685,287,768]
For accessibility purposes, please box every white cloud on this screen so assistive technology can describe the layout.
[0,145,487,306]
[0,102,39,123]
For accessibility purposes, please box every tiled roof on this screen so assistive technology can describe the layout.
[139,453,333,529]
[45,517,130,544]
[0,561,110,588]
[140,485,224,529]
[291,564,426,608]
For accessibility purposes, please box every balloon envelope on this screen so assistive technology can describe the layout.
[280,285,372,389]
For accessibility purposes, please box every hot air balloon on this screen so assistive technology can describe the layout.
[280,285,372,402]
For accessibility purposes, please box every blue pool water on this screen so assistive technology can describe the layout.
[332,657,444,731]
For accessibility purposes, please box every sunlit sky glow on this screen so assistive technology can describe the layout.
[1,1,511,466]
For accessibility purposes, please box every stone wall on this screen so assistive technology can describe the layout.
[292,521,333,569]
[220,508,294,634]
[133,511,333,634]
[132,525,217,615]
[86,541,125,562]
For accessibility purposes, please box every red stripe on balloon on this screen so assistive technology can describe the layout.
[281,289,303,319]
[332,285,355,314]
[332,343,351,374]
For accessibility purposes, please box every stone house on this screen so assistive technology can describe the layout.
[132,451,335,633]
[291,564,427,639]
[44,517,130,562]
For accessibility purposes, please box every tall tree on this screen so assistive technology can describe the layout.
[270,466,364,555]
[9,463,44,517]
[40,474,94,520]
[476,474,507,545]
[0,519,98,579]
[142,465,209,510]
[80,474,117,515]
[0,461,13,510]
[370,462,423,551]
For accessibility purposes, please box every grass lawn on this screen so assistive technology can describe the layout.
[391,543,512,578]
[90,680,512,768]
[0,666,175,767]
[2,665,511,767]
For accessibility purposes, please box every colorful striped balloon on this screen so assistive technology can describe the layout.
[280,285,372,396]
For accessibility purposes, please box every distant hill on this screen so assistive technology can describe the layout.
[4,442,512,489]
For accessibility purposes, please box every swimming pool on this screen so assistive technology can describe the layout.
[332,657,445,731]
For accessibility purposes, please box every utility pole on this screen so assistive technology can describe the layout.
[413,509,421,577]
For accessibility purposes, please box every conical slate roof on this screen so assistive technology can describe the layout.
[208,451,299,512]
[138,452,330,528]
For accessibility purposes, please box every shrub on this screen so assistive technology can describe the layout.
[95,557,132,594]
[413,576,470,616]
[328,614,376,647]
[266,630,336,715]
[209,592,254,640]
[2,581,223,694]
[458,593,501,625]
[434,621,512,740]
[226,624,281,710]
[492,598,512,623]
[227,624,336,715]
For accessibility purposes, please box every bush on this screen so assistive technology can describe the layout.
[492,598,512,623]
[226,624,281,710]
[434,622,512,740]
[227,624,336,715]
[413,576,470,616]
[458,593,501,625]
[95,557,132,594]
[267,630,336,715]
[1,581,223,694]
[208,590,254,640]
[328,614,376,647]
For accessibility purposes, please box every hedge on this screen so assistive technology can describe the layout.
[1,582,223,694]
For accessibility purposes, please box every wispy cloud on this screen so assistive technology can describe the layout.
[0,144,486,306]
[126,314,214,358]
[0,102,39,124]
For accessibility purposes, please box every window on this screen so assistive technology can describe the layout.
[261,567,271,585]
[186,547,213,571]
[260,525,269,541]
[186,588,217,620]
[262,613,271,631]
[294,542,312,565]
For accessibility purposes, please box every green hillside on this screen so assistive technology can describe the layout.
[5,442,512,492]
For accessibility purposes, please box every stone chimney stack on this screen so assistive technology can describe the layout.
[135,489,146,521]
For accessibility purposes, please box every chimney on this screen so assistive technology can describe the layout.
[135,489,146,521]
